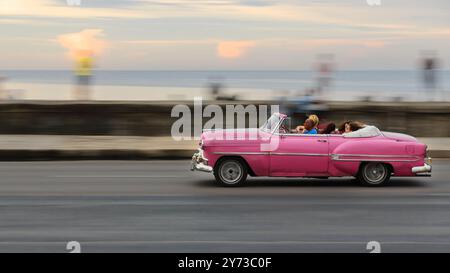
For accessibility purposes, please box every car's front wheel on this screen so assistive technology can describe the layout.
[357,162,391,187]
[214,158,248,187]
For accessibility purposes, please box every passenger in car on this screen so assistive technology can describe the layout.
[294,114,320,133]
[349,121,365,132]
[338,121,365,134]
[338,121,352,134]
[309,114,319,129]
[302,119,318,134]
[320,122,336,134]
[343,124,380,138]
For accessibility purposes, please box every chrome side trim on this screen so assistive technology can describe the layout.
[271,153,329,157]
[331,153,420,162]
[213,152,420,162]
[334,159,419,162]
[334,154,420,158]
[213,152,269,155]
[213,152,328,156]
[273,133,332,137]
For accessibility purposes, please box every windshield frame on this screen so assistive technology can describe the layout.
[260,113,284,134]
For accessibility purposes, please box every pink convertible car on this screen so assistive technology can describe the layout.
[191,113,432,187]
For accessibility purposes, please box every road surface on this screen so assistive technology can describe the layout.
[0,160,449,253]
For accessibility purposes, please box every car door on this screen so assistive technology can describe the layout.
[269,134,329,176]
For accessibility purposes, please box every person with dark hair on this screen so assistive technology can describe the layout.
[294,114,320,133]
[320,122,336,134]
[302,119,318,134]
[338,121,352,134]
[348,121,365,132]
[338,121,365,134]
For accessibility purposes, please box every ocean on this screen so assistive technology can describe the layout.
[0,70,449,101]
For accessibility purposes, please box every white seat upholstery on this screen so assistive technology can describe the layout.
[343,125,381,138]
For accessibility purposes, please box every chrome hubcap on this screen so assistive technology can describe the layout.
[363,163,387,184]
[219,161,242,184]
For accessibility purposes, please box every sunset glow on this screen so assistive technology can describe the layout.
[217,41,255,59]
[57,29,107,61]
[0,0,449,69]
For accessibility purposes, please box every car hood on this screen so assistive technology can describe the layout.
[201,128,270,145]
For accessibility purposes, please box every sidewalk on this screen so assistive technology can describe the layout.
[0,135,447,160]
[418,138,450,158]
[0,135,198,160]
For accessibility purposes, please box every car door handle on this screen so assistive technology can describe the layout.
[317,139,327,143]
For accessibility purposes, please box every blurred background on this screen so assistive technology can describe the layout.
[0,0,450,154]
[2,0,450,254]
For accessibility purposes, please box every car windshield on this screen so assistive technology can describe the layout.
[260,113,281,132]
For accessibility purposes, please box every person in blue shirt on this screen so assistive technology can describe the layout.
[302,119,318,134]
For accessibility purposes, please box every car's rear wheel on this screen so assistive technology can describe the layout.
[214,158,248,187]
[357,162,391,187]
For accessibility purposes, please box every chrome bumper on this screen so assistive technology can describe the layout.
[412,162,432,175]
[191,148,213,173]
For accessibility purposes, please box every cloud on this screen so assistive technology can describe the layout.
[0,0,417,34]
[120,39,256,59]
[217,41,255,58]
[302,39,386,49]
[57,29,107,60]
[235,0,279,6]
[0,0,147,19]
[121,39,215,45]
[0,18,31,24]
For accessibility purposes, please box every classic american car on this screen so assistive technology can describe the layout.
[191,113,432,187]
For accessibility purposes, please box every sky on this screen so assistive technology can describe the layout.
[0,0,449,70]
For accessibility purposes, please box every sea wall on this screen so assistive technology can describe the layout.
[0,100,449,137]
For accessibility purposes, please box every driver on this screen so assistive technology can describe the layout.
[294,114,319,133]
[301,119,318,134]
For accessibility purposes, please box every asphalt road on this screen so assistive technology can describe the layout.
[0,159,449,253]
